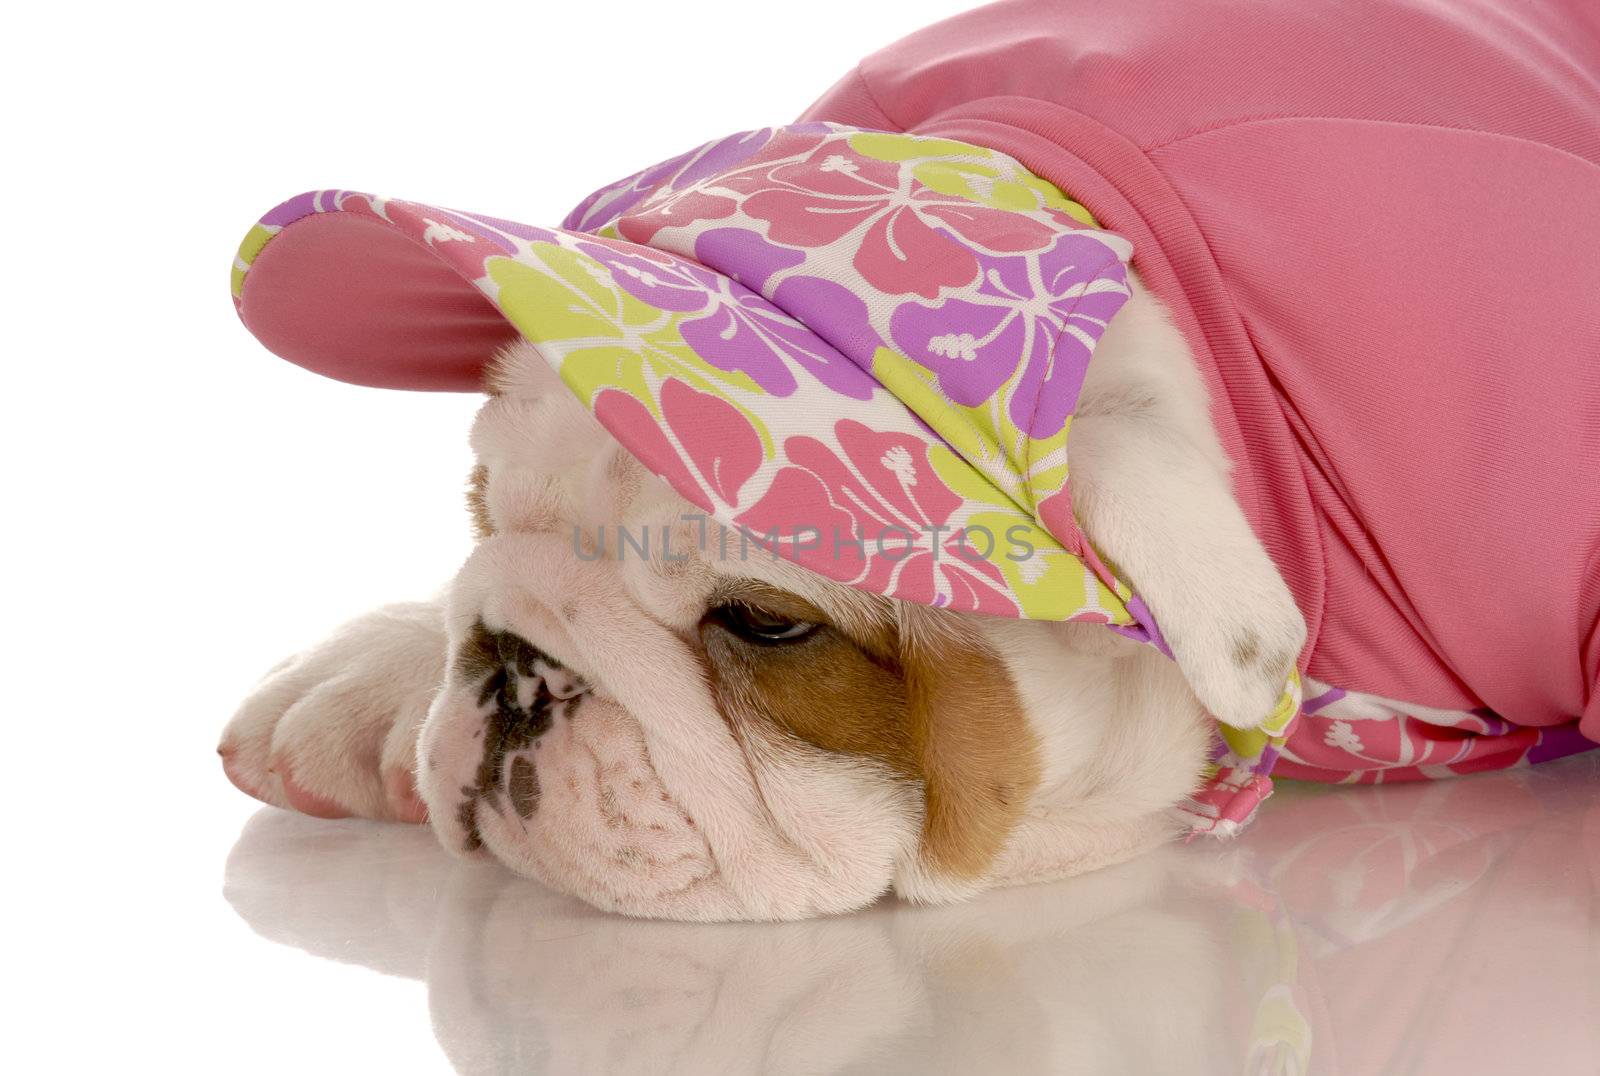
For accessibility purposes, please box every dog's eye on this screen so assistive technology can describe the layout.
[710,603,819,645]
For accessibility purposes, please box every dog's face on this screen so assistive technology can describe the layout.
[415,344,1205,920]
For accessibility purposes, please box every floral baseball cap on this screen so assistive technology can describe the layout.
[230,123,1301,835]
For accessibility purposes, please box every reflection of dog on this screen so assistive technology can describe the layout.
[219,0,1600,921]
[224,758,1600,1072]
[224,810,1249,1075]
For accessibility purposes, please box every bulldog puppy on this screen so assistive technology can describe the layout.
[219,278,1306,921]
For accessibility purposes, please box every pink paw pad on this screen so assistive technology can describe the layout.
[274,760,354,820]
[384,768,429,824]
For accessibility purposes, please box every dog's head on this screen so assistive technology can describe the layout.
[414,344,1207,921]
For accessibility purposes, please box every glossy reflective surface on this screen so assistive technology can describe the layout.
[220,753,1600,1074]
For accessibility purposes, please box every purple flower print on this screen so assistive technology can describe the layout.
[679,295,802,396]
[889,230,1129,439]
[768,275,885,399]
[672,128,774,189]
[679,287,880,400]
[887,296,1028,407]
[564,131,777,240]
[576,234,880,400]
[573,237,721,313]
[693,227,804,293]
[691,232,891,401]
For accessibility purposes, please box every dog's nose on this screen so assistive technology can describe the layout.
[439,622,593,842]
[470,624,589,744]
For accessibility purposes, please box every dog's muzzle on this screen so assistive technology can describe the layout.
[429,622,590,852]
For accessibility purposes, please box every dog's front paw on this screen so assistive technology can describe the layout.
[218,603,447,822]
[1163,578,1305,731]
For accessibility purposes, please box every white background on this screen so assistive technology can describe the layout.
[11,5,1599,1074]
[3,2,976,1070]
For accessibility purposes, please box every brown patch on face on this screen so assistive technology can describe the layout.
[508,756,541,819]
[900,616,1041,879]
[697,582,1039,881]
[454,619,501,682]
[702,585,912,768]
[466,464,494,539]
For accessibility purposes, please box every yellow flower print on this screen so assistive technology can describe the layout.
[846,132,991,163]
[873,347,1069,514]
[847,131,1098,223]
[925,442,1133,622]
[487,245,773,453]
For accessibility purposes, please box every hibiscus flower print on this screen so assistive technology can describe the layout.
[573,235,721,313]
[732,136,1063,299]
[677,290,860,401]
[568,129,777,239]
[577,234,877,400]
[489,243,772,450]
[735,419,1017,615]
[1323,719,1366,755]
[889,231,1131,440]
[593,378,766,512]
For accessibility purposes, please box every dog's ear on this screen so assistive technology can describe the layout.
[893,612,1043,900]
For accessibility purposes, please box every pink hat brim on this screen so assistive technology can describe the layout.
[235,194,522,391]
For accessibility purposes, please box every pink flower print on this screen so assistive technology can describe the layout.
[1324,720,1366,754]
[739,133,904,204]
[854,208,981,300]
[562,144,703,232]
[735,137,1065,299]
[574,128,779,236]
[594,389,712,512]
[592,379,763,512]
[740,149,900,246]
[1035,488,1085,554]
[923,200,1058,255]
[432,207,547,254]
[740,142,975,299]
[734,420,1016,614]
[662,378,763,508]
[616,187,738,246]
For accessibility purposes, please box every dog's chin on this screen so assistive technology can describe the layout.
[418,685,735,920]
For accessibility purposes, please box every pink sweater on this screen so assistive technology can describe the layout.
[802,0,1600,757]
